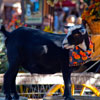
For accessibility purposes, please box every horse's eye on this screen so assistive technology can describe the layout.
[74,34,80,37]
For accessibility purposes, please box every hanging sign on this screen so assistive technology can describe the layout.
[23,0,43,24]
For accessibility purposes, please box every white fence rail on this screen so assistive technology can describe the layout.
[0,73,100,85]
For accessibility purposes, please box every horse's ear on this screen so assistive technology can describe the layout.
[79,29,86,35]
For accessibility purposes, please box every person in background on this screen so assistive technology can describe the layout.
[76,17,82,25]
[70,8,79,18]
[59,7,69,32]
[47,14,54,31]
[64,15,76,34]
[41,15,50,30]
[54,12,59,32]
[79,0,86,16]
[41,14,53,33]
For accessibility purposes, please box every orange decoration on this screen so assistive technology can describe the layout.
[69,57,72,62]
[74,54,80,59]
[80,51,86,57]
[73,62,77,65]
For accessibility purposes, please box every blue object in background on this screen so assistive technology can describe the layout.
[26,4,31,16]
[34,1,39,12]
[30,0,36,3]
[54,12,59,32]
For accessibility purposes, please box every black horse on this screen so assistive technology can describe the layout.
[0,25,89,100]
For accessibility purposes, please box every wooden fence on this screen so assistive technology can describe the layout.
[0,72,100,85]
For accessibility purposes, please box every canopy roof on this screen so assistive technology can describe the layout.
[55,0,76,7]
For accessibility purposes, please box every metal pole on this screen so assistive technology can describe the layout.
[82,60,100,73]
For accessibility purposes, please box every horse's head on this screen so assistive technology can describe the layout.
[62,25,89,51]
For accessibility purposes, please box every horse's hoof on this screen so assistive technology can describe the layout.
[5,94,12,100]
[12,93,19,100]
[65,97,75,100]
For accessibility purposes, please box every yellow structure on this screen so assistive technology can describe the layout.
[45,84,100,97]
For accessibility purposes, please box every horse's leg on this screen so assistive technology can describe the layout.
[10,69,19,99]
[62,67,75,100]
[3,63,19,100]
[3,48,20,100]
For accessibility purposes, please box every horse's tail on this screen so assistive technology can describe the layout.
[0,25,10,37]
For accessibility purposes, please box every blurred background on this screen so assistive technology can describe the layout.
[0,0,99,100]
[0,0,87,73]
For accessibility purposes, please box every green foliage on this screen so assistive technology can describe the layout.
[0,33,28,73]
[0,33,8,73]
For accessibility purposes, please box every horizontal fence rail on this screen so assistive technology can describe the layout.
[0,73,100,99]
[0,72,100,85]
